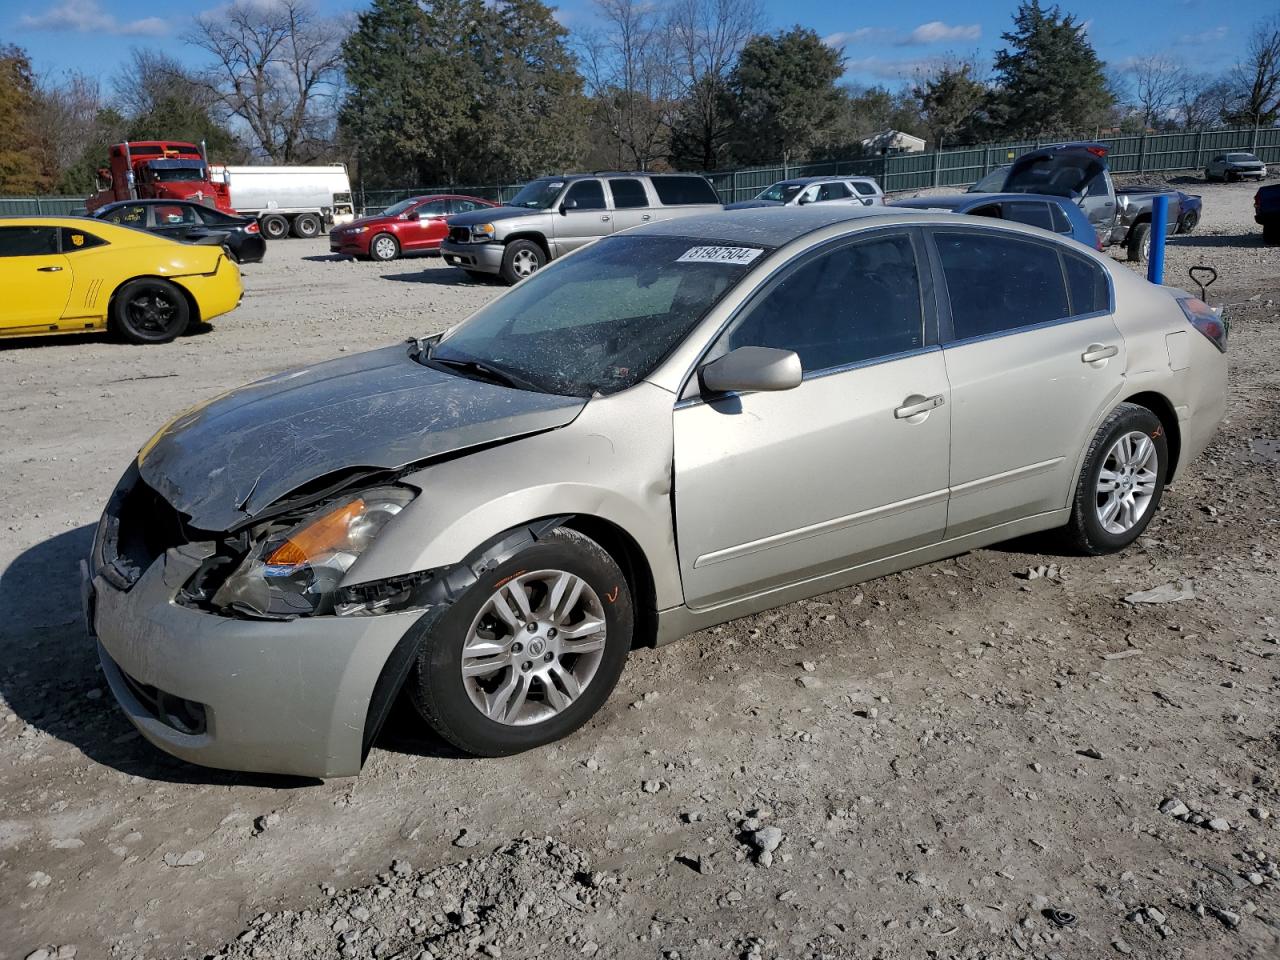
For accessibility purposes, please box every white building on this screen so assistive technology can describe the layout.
[860,130,927,156]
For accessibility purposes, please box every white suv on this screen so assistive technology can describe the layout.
[726,176,884,210]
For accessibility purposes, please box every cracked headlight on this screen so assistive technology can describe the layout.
[212,486,415,618]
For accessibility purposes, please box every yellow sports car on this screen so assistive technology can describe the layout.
[0,216,242,344]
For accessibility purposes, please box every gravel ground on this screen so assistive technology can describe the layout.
[1,180,1277,960]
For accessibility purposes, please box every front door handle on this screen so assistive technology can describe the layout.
[37,265,63,272]
[601,215,611,222]
[1081,343,1119,364]
[641,214,651,221]
[895,394,945,420]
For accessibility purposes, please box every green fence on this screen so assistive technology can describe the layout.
[0,196,87,216]
[7,125,1277,214]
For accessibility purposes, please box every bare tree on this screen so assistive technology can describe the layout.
[1224,14,1280,126]
[578,0,680,170]
[667,0,761,168]
[113,49,214,122]
[1173,72,1232,129]
[34,70,104,177]
[1125,54,1184,129]
[186,0,346,162]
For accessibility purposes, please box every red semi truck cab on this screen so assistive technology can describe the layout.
[86,141,235,214]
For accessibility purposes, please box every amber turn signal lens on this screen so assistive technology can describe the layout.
[266,498,365,568]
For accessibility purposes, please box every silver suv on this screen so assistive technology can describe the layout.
[441,173,722,284]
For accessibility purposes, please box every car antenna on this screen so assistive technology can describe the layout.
[1188,265,1217,303]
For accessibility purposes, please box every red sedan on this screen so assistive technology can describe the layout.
[330,194,497,261]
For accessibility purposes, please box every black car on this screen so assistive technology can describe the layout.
[92,199,266,264]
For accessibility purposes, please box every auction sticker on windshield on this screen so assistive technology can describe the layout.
[676,246,764,265]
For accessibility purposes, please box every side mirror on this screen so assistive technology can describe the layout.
[561,199,578,214]
[403,210,420,221]
[700,346,802,395]
[796,194,811,205]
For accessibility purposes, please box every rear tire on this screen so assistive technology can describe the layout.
[1062,403,1167,555]
[109,278,191,345]
[1263,222,1280,246]
[291,213,321,238]
[499,239,545,285]
[260,214,289,240]
[1126,222,1151,262]
[409,527,633,756]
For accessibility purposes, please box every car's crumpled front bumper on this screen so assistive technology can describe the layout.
[85,552,425,778]
[440,239,504,274]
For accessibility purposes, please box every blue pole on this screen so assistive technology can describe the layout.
[1147,194,1168,284]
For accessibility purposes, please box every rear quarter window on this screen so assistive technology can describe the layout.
[1063,253,1110,315]
[651,176,719,206]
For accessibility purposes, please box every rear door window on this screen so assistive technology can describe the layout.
[816,182,851,202]
[564,180,606,211]
[154,204,199,225]
[652,176,719,205]
[935,231,1071,340]
[0,226,59,256]
[608,178,649,209]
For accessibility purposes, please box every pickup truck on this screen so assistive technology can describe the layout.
[1256,183,1280,245]
[971,142,1199,262]
[441,172,722,284]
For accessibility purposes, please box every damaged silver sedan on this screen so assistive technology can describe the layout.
[84,206,1227,777]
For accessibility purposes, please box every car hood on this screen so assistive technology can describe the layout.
[448,206,545,226]
[136,343,586,531]
[724,200,781,210]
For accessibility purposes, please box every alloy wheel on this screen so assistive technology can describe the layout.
[1095,431,1159,534]
[125,290,179,336]
[460,569,607,726]
[511,248,540,278]
[373,236,397,260]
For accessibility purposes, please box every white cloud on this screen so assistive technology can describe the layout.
[823,28,892,48]
[1177,25,1227,44]
[898,21,982,46]
[19,0,168,36]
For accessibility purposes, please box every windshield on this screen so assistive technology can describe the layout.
[756,182,804,203]
[508,179,566,209]
[430,235,765,397]
[967,166,1009,193]
[1226,153,1257,162]
[380,198,419,217]
[151,166,205,183]
[1004,153,1102,197]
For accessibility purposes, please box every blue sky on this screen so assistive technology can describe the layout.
[3,0,1275,90]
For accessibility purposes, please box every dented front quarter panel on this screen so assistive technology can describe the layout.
[343,382,685,612]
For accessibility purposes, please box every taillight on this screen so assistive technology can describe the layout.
[1177,296,1227,353]
[245,221,260,234]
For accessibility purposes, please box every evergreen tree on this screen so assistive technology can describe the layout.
[0,46,53,194]
[991,2,1112,137]
[730,27,844,164]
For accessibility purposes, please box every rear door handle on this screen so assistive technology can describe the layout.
[36,265,63,272]
[641,214,651,221]
[895,394,945,419]
[1081,344,1119,363]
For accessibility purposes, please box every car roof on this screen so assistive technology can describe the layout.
[891,192,1075,210]
[531,172,709,182]
[633,205,932,246]
[774,176,875,187]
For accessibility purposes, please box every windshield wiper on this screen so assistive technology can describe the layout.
[426,355,543,393]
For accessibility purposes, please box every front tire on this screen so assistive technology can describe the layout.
[1062,403,1168,555]
[109,278,191,344]
[499,239,545,285]
[410,527,634,756]
[1178,210,1199,234]
[370,233,399,261]
[1263,222,1280,246]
